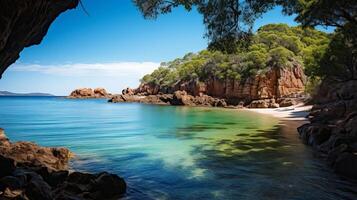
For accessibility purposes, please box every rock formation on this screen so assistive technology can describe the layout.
[297,79,357,179]
[120,63,306,108]
[0,128,126,199]
[109,91,229,107]
[0,0,79,78]
[68,88,112,99]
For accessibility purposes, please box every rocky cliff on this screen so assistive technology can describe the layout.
[297,79,357,179]
[133,62,306,108]
[0,0,79,78]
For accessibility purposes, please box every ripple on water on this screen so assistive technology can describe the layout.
[1,97,357,199]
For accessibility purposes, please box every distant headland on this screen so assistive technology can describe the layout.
[0,91,54,96]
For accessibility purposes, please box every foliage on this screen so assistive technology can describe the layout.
[294,0,357,29]
[133,0,295,53]
[140,24,329,87]
[318,23,357,80]
[305,77,321,96]
[134,0,357,94]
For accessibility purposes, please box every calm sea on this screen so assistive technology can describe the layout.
[0,96,356,199]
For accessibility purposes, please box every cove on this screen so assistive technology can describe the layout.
[1,96,357,200]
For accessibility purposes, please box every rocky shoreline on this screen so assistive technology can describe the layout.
[0,128,126,200]
[106,63,307,108]
[297,79,357,179]
[108,88,303,109]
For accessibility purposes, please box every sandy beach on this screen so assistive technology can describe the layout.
[247,103,312,121]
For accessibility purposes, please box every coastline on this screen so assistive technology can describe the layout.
[246,103,312,121]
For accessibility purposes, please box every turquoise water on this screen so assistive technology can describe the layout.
[1,96,357,200]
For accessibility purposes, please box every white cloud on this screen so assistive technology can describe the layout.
[10,62,160,78]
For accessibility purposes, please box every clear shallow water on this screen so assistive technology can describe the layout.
[1,96,357,200]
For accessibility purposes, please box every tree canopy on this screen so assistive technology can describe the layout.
[140,24,329,88]
[134,0,355,52]
[135,0,356,85]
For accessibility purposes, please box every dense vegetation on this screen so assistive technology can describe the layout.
[141,24,330,91]
[136,0,356,92]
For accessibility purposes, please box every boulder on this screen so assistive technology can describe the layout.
[0,130,127,199]
[68,88,111,99]
[88,172,126,199]
[25,173,53,200]
[0,139,72,171]
[279,98,296,107]
[93,88,109,98]
[122,87,135,95]
[53,172,126,199]
[0,155,16,178]
[248,99,278,108]
[68,88,94,98]
[297,79,357,179]
[171,91,193,106]
[0,176,24,190]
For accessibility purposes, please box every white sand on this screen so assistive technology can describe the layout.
[247,103,312,121]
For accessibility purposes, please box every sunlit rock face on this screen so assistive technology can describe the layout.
[0,0,79,78]
[134,62,306,106]
[68,88,113,98]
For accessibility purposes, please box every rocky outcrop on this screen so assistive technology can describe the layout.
[170,91,227,107]
[297,79,357,179]
[0,128,126,199]
[122,87,135,96]
[248,99,280,108]
[0,128,71,171]
[68,88,112,99]
[0,0,79,78]
[135,63,306,107]
[109,91,228,107]
[138,63,306,100]
[109,94,172,105]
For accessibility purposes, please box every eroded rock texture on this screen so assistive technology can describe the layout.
[0,128,126,199]
[0,0,79,77]
[109,91,229,107]
[297,79,357,179]
[68,88,113,98]
[125,63,306,108]
[135,63,305,100]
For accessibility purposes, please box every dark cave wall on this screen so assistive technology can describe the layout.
[0,0,79,78]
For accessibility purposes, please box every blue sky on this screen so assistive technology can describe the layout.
[0,0,329,95]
